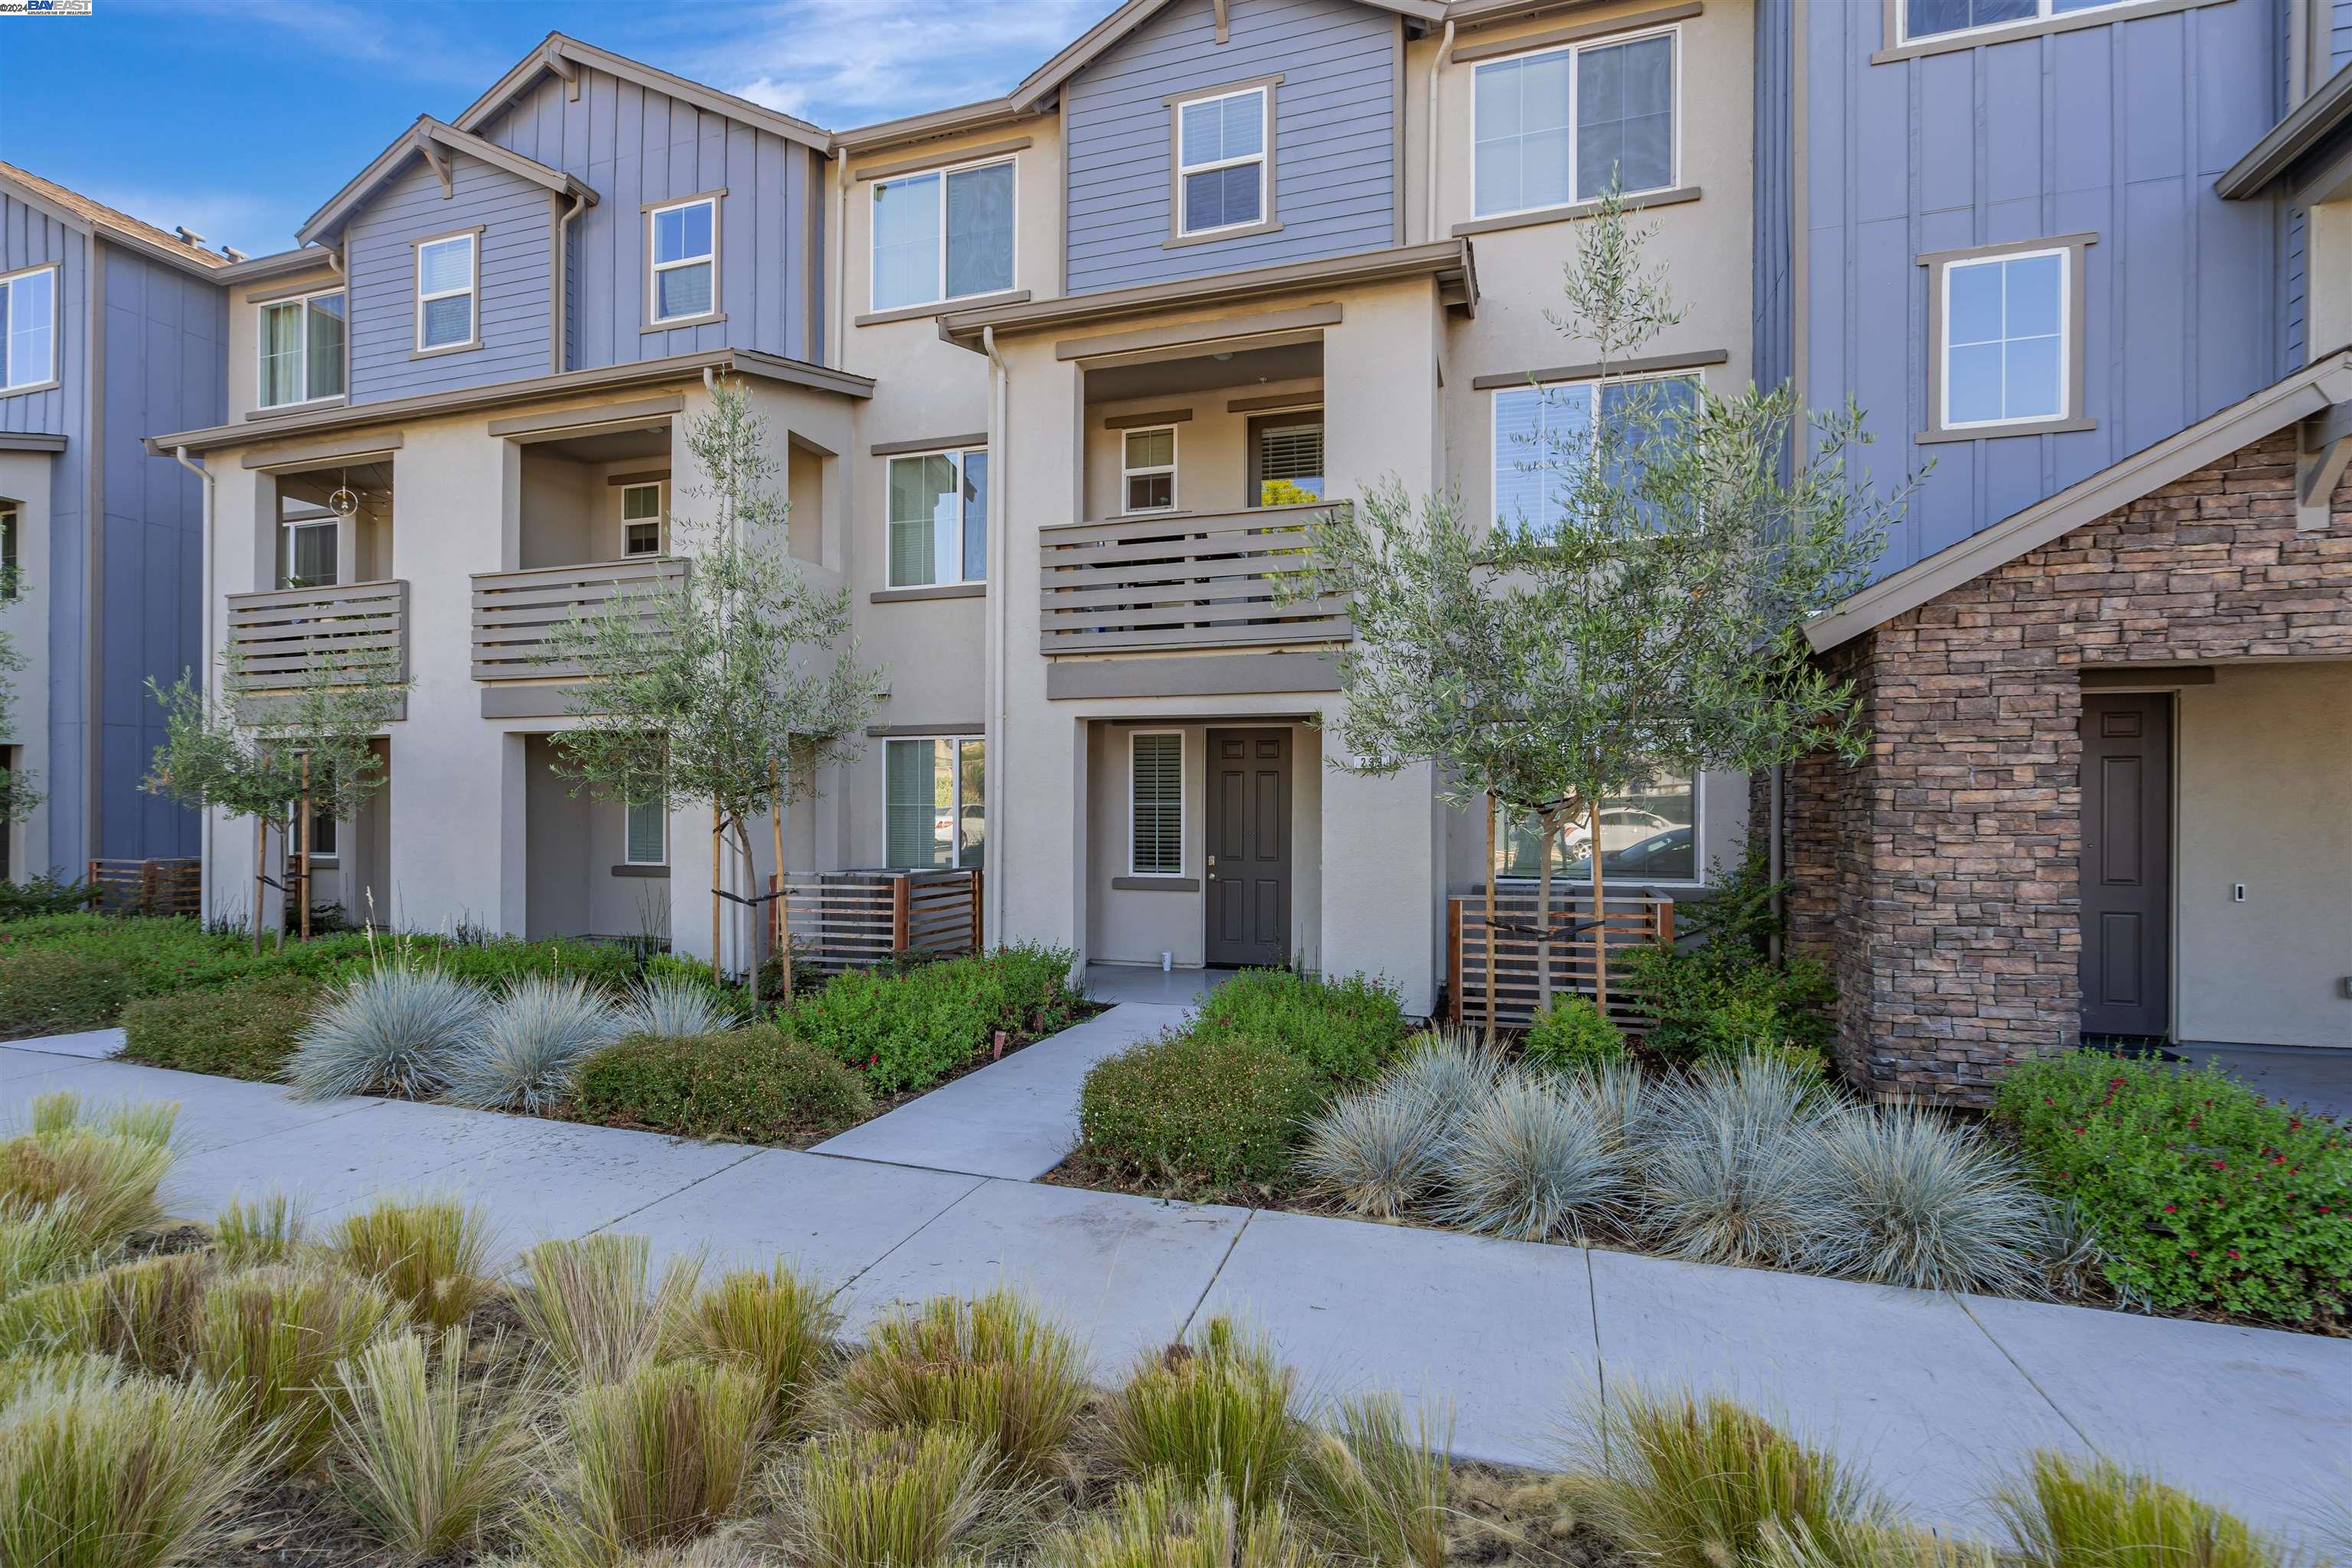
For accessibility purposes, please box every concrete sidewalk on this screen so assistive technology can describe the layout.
[2,1035,2344,1544]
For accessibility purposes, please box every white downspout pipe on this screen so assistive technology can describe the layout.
[172,445,215,914]
[982,325,1008,947]
[554,191,587,373]
[1425,21,1455,243]
[835,176,851,367]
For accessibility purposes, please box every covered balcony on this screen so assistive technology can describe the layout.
[229,456,407,716]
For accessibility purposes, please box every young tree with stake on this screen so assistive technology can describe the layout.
[1283,188,1912,1024]
[545,378,882,995]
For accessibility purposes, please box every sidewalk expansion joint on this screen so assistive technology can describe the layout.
[1177,1207,1256,1341]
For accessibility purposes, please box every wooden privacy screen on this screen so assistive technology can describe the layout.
[1447,890,1675,1031]
[767,867,982,972]
[87,858,202,919]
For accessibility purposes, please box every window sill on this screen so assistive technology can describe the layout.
[247,397,347,423]
[857,290,1031,328]
[0,380,61,400]
[1165,218,1283,251]
[642,312,727,334]
[611,863,670,878]
[1113,875,1199,892]
[1915,416,2096,446]
[1452,185,1700,240]
[871,582,986,603]
[409,340,482,361]
[1869,0,2231,64]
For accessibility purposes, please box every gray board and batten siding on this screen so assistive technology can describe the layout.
[1063,0,1400,296]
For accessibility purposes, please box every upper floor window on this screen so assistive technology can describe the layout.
[1251,418,1324,507]
[648,196,718,325]
[1122,426,1178,514]
[621,481,664,557]
[280,514,340,589]
[257,289,346,408]
[1901,0,2125,45]
[0,265,57,394]
[871,159,1015,313]
[1473,31,1675,220]
[1491,372,1697,534]
[415,232,478,352]
[887,447,988,588]
[1924,237,2088,439]
[1174,84,1270,237]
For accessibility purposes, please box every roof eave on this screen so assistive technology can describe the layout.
[449,33,831,154]
[296,116,589,247]
[2217,60,2352,198]
[0,168,231,281]
[832,97,1033,156]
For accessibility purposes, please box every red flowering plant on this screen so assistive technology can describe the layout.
[1995,1051,2350,1327]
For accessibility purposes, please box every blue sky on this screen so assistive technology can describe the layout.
[5,0,1102,257]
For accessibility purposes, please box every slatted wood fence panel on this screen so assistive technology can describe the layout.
[224,580,408,691]
[769,867,982,972]
[87,858,201,918]
[1448,890,1674,1032]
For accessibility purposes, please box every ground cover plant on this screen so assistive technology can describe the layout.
[118,973,326,1080]
[0,1094,2310,1568]
[1995,1050,2350,1328]
[1187,967,1410,1083]
[782,942,1089,1095]
[576,1024,873,1145]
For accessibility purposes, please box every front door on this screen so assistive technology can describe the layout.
[1205,728,1291,967]
[2079,694,2173,1037]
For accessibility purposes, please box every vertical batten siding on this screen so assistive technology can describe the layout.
[2333,0,2352,72]
[0,193,80,436]
[475,68,819,368]
[97,244,224,859]
[1753,0,1796,407]
[344,155,554,402]
[1063,0,1397,295]
[1803,0,2284,579]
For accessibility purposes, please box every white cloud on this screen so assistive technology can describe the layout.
[74,180,314,260]
[220,0,513,89]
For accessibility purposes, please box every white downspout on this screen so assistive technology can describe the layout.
[835,176,851,367]
[555,190,587,373]
[1425,20,1455,243]
[172,445,215,913]
[983,325,1008,946]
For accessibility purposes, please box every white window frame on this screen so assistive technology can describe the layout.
[0,263,59,395]
[619,480,665,557]
[1122,425,1180,515]
[255,287,347,410]
[1490,368,1701,532]
[623,796,668,867]
[1128,730,1185,877]
[1,499,19,600]
[280,516,341,589]
[1173,84,1272,239]
[868,155,1019,313]
[413,230,479,354]
[1897,0,2131,47]
[1936,246,2071,433]
[884,446,988,589]
[884,735,985,871]
[645,194,720,328]
[1471,25,1681,222]
[1494,776,1705,890]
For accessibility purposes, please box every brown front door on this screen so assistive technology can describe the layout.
[2079,694,2173,1037]
[1205,728,1291,967]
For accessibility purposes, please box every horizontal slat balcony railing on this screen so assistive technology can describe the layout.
[1037,500,1351,657]
[224,579,409,691]
[470,557,688,682]
[1447,890,1676,1033]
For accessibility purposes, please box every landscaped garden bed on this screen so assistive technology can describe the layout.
[1,1089,2306,1568]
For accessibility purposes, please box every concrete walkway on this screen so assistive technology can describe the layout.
[2,1034,2345,1544]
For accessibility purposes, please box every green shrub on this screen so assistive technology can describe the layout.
[0,949,132,1037]
[1191,969,1407,1083]
[0,876,91,920]
[1994,1052,2351,1325]
[785,944,1084,1096]
[1080,1030,1323,1191]
[1618,944,1834,1062]
[576,1026,871,1145]
[1523,996,1626,1072]
[118,973,323,1080]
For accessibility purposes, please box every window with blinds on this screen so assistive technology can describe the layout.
[1255,420,1324,506]
[625,799,666,866]
[886,737,985,869]
[1130,732,1183,875]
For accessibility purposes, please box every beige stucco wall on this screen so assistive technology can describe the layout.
[2175,662,2352,1048]
[227,266,345,423]
[1081,377,1325,519]
[0,451,54,880]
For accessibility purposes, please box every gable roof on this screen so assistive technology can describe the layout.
[0,161,230,277]
[451,33,829,154]
[1008,0,1446,111]
[296,116,596,247]
[1804,349,2352,652]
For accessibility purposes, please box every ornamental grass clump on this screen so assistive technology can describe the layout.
[520,1233,701,1386]
[213,1191,307,1269]
[1292,1391,1452,1568]
[834,1288,1087,1475]
[1437,1071,1622,1242]
[1636,1055,1841,1270]
[1386,1028,1505,1134]
[330,1325,544,1562]
[443,972,621,1112]
[1298,1079,1449,1220]
[1040,1470,1321,1568]
[531,1359,770,1567]
[0,1355,268,1568]
[781,1425,998,1568]
[0,1200,100,1301]
[194,1262,409,1468]
[1566,1383,1895,1568]
[289,963,489,1101]
[328,1196,499,1329]
[1813,1106,2047,1295]
[0,1251,212,1375]
[1991,1452,2286,1568]
[1108,1316,1303,1514]
[616,975,730,1042]
[682,1262,841,1429]
[0,1112,178,1253]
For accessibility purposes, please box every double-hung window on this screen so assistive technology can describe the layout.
[1122,426,1178,514]
[1491,373,1697,534]
[1129,732,1184,876]
[1174,84,1270,237]
[870,159,1015,313]
[1900,0,2126,45]
[415,233,478,351]
[886,736,985,870]
[0,265,57,393]
[1472,30,1675,219]
[648,196,718,325]
[1932,243,2074,435]
[621,481,665,557]
[886,447,988,587]
[257,289,346,408]
[624,798,667,867]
